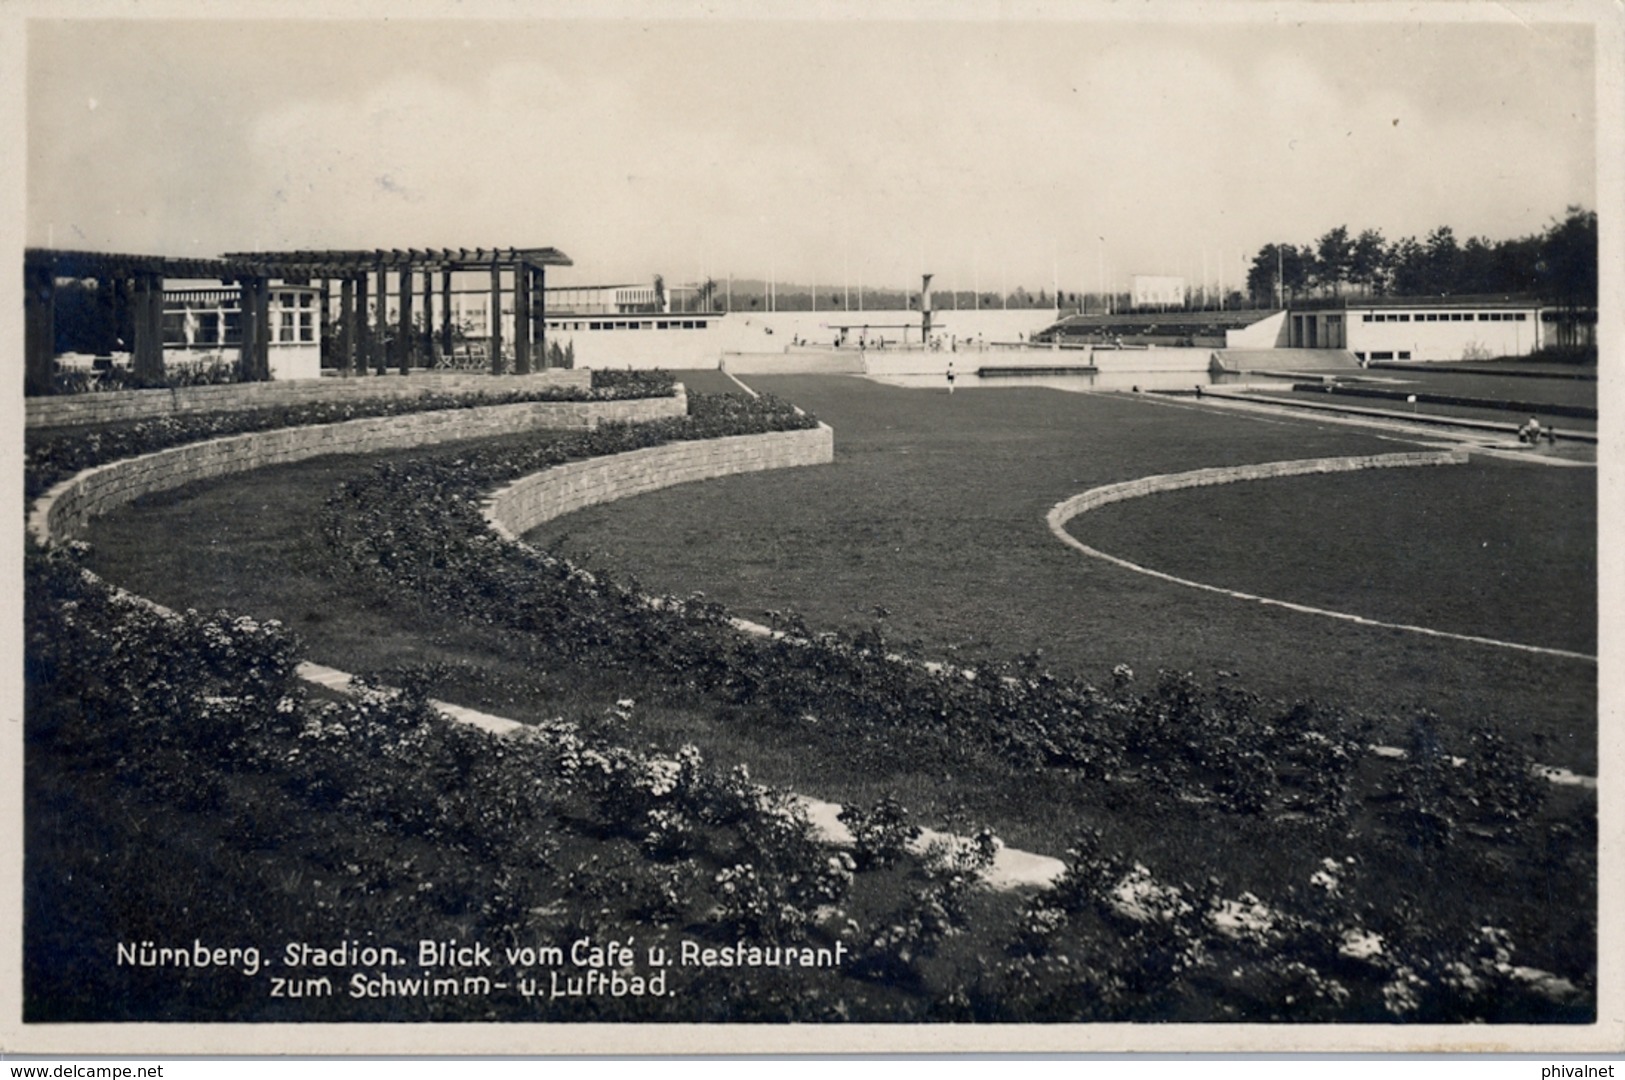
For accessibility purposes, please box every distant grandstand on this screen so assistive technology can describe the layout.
[1038,309,1284,349]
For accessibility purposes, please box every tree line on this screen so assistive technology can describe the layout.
[1245,206,1597,311]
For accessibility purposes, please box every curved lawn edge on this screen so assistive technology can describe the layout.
[1047,450,1597,664]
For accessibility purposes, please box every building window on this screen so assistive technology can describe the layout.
[1371,351,1394,360]
[1362,314,1373,323]
[1398,351,1412,360]
[162,312,188,345]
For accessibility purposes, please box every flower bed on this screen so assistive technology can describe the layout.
[25,540,1589,1022]
[308,396,1592,1021]
[24,385,1594,1023]
[25,368,678,431]
[25,370,680,501]
[24,544,866,1021]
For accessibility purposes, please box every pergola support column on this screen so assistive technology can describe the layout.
[514,264,531,375]
[355,274,371,377]
[489,264,504,375]
[440,270,453,358]
[530,267,545,368]
[422,267,435,367]
[536,266,547,365]
[239,276,272,381]
[339,278,355,376]
[132,273,166,381]
[374,265,388,374]
[257,279,273,379]
[398,269,414,375]
[318,280,332,372]
[237,277,259,380]
[24,264,55,396]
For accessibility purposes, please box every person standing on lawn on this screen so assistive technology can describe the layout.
[946,360,956,395]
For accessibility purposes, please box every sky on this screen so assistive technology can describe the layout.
[21,3,1606,297]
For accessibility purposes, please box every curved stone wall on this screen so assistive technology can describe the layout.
[30,392,686,546]
[484,424,835,540]
[25,370,593,430]
[1047,449,1468,533]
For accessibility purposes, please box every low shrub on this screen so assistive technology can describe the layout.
[24,384,1593,1022]
[25,543,875,1020]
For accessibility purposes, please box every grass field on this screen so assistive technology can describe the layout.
[1071,459,1595,655]
[80,374,1598,776]
[533,374,1597,773]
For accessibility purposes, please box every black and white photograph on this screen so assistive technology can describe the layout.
[4,0,1619,1058]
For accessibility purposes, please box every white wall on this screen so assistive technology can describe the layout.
[1345,308,1542,361]
[1225,311,1289,349]
[549,308,1061,370]
[270,344,323,380]
[738,307,1058,347]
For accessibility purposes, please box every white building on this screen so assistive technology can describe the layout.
[162,284,323,380]
[544,282,663,315]
[1289,296,1546,362]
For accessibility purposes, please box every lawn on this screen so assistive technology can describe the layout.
[529,375,1597,773]
[1069,459,1595,655]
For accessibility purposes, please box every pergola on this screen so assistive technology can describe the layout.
[24,245,573,395]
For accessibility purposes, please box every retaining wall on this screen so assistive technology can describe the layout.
[26,369,594,430]
[31,392,686,546]
[1048,450,1468,530]
[484,424,835,540]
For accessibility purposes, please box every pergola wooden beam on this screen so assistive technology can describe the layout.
[220,247,573,275]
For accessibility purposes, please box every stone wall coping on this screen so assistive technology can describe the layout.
[483,421,834,541]
[29,392,685,548]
